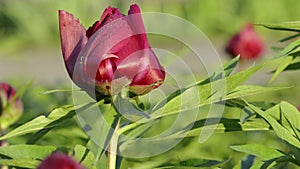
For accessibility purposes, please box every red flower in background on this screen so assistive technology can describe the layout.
[225,24,265,60]
[0,82,23,129]
[37,152,85,169]
[59,4,165,99]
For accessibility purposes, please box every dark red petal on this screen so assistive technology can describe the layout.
[0,83,16,102]
[225,24,265,60]
[225,35,240,57]
[59,10,88,79]
[86,7,122,38]
[0,82,23,126]
[96,57,117,82]
[86,21,101,38]
[79,17,133,82]
[38,152,85,169]
[131,67,165,86]
[110,4,151,63]
[127,4,150,48]
[115,48,165,86]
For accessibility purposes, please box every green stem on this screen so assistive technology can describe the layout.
[107,116,121,169]
[0,128,6,147]
[0,128,8,169]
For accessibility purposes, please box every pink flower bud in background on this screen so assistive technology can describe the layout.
[0,83,23,129]
[225,24,265,60]
[37,152,85,169]
[59,4,165,99]
[297,106,300,112]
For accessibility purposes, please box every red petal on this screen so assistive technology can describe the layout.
[0,82,23,122]
[38,152,85,169]
[59,10,88,79]
[115,48,165,85]
[79,17,133,81]
[86,7,122,38]
[127,4,150,48]
[0,82,16,101]
[96,56,117,81]
[225,24,265,60]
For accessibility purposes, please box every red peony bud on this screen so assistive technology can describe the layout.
[225,24,265,60]
[37,152,85,169]
[0,83,23,129]
[59,4,165,98]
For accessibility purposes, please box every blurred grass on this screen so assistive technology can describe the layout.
[1,0,300,54]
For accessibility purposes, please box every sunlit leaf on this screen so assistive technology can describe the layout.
[247,103,300,149]
[280,101,300,140]
[270,56,294,82]
[273,38,300,59]
[226,85,289,100]
[154,158,225,168]
[284,61,300,71]
[230,144,285,160]
[279,32,300,42]
[0,103,93,141]
[120,64,265,138]
[42,88,77,94]
[72,144,96,169]
[258,22,300,32]
[0,159,39,168]
[0,144,56,160]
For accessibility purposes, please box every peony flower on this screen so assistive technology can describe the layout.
[0,82,23,129]
[59,4,165,99]
[225,23,265,60]
[37,152,85,169]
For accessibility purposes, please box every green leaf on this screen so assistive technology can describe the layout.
[187,118,269,138]
[273,38,300,59]
[0,159,39,168]
[278,32,300,42]
[280,101,300,140]
[284,61,300,71]
[0,104,81,141]
[0,81,32,129]
[73,144,87,163]
[232,161,242,169]
[120,121,155,140]
[194,55,240,86]
[225,63,263,92]
[230,144,285,160]
[240,106,256,124]
[0,144,56,160]
[247,103,300,149]
[76,101,119,163]
[258,21,300,32]
[270,56,294,82]
[155,158,225,169]
[72,144,96,169]
[152,56,240,112]
[120,63,265,137]
[226,85,289,100]
[42,88,76,94]
[114,94,150,119]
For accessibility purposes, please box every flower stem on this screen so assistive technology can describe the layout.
[0,128,8,169]
[107,116,120,169]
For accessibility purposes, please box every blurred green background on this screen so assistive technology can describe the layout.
[1,0,300,84]
[1,0,300,168]
[1,0,300,83]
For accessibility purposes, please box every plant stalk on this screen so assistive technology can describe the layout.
[0,128,8,169]
[107,117,120,169]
